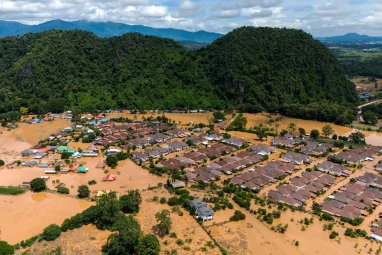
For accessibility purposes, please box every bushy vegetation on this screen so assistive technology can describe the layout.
[0,27,357,124]
[77,185,90,198]
[154,209,172,237]
[30,178,47,192]
[119,189,142,214]
[42,224,62,241]
[0,241,14,255]
[0,186,26,195]
[344,228,367,238]
[57,186,70,194]
[230,210,246,221]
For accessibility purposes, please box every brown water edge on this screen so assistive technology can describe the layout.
[0,158,165,194]
[0,191,91,244]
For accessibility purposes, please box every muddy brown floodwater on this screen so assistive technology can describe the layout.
[0,192,91,244]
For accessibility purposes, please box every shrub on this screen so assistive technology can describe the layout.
[106,155,118,168]
[0,159,5,166]
[30,178,47,192]
[57,186,70,194]
[329,231,338,239]
[167,197,181,206]
[0,241,14,255]
[155,210,172,237]
[119,190,142,213]
[88,180,97,185]
[137,234,160,255]
[61,152,71,160]
[77,185,90,198]
[160,197,167,204]
[0,186,26,195]
[230,210,246,221]
[42,224,62,241]
[321,212,333,221]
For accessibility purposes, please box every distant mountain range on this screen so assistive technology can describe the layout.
[0,19,223,43]
[317,33,382,44]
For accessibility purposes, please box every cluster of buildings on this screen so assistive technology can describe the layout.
[187,150,264,182]
[269,171,336,207]
[271,133,302,148]
[300,141,333,156]
[335,147,379,165]
[230,160,298,191]
[321,172,382,220]
[156,143,236,171]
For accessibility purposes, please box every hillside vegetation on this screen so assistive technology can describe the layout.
[0,27,358,124]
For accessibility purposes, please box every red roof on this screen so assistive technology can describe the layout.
[103,174,117,181]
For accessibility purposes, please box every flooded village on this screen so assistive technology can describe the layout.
[2,111,382,255]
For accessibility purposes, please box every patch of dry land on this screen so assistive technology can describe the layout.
[3,113,382,254]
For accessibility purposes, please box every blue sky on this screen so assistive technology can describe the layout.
[0,0,381,36]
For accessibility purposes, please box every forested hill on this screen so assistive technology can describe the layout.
[0,27,358,124]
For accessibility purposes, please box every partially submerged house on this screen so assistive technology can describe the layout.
[250,144,276,156]
[223,137,248,148]
[316,161,350,177]
[281,152,311,165]
[189,198,214,221]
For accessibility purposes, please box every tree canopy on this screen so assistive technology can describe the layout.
[0,27,358,124]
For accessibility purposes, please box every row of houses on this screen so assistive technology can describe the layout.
[186,150,264,182]
[230,160,298,191]
[321,172,382,220]
[268,171,336,207]
[155,143,236,171]
[335,147,379,165]
[271,133,302,148]
[316,161,350,177]
[281,151,311,165]
[300,141,333,156]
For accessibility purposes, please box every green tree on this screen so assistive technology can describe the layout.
[103,214,142,255]
[310,129,320,139]
[155,209,172,237]
[0,241,14,255]
[96,191,121,229]
[19,107,29,115]
[363,111,378,125]
[42,224,62,241]
[77,185,90,198]
[298,127,306,136]
[137,234,160,255]
[254,126,267,141]
[106,155,118,168]
[119,190,142,214]
[30,178,47,192]
[61,152,71,159]
[57,186,70,194]
[349,131,366,144]
[213,111,225,122]
[227,113,247,131]
[287,123,297,132]
[322,125,334,138]
[0,159,4,166]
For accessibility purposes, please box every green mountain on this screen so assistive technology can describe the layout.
[0,27,358,124]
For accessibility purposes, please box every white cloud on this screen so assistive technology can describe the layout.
[140,5,168,18]
[0,0,380,36]
[218,9,241,19]
[179,0,198,11]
